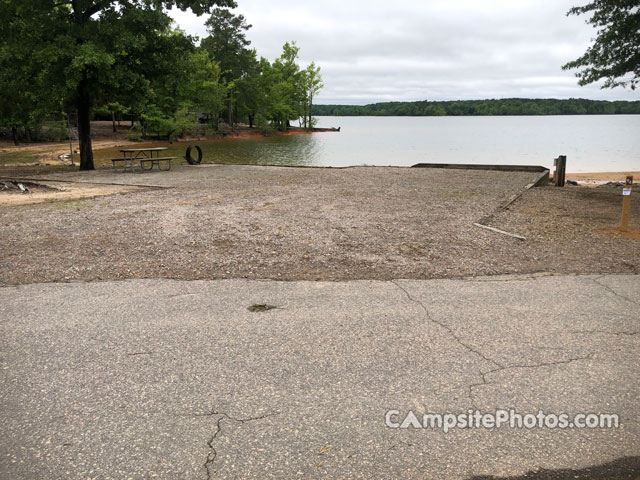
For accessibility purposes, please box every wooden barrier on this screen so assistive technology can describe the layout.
[554,155,566,187]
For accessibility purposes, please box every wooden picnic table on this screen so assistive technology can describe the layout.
[111,147,175,172]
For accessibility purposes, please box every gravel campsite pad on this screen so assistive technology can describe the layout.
[0,165,638,285]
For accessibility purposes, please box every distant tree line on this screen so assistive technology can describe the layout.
[314,99,640,117]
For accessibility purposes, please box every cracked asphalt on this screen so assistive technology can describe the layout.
[1,274,639,479]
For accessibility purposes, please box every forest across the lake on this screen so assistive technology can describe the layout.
[314,98,640,116]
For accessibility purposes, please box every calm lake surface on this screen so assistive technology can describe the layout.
[125,116,640,172]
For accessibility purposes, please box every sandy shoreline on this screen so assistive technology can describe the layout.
[566,171,639,183]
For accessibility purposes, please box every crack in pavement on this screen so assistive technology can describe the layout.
[393,281,601,408]
[463,274,550,283]
[168,292,199,298]
[202,410,278,480]
[591,276,640,307]
[468,354,593,407]
[572,330,639,337]
[392,281,503,369]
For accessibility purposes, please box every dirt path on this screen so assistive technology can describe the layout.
[0,139,140,166]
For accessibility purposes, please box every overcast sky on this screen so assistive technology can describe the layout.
[169,0,639,105]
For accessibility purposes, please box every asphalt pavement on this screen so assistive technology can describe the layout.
[1,274,638,479]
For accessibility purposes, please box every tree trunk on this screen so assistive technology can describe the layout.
[77,75,94,171]
[25,126,32,142]
[248,114,254,129]
[11,126,18,145]
[227,98,234,131]
[308,91,313,130]
[111,111,116,132]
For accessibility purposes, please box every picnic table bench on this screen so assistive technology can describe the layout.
[110,148,175,172]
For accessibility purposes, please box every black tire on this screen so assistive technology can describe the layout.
[186,145,203,165]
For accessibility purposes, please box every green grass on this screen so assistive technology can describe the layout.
[51,196,90,210]
[0,151,43,165]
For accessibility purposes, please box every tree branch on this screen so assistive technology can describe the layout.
[82,0,113,20]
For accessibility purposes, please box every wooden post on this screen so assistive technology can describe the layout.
[620,176,633,232]
[554,155,566,187]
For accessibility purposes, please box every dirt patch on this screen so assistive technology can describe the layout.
[600,228,640,240]
[486,184,639,275]
[0,179,148,206]
[0,166,638,286]
[0,139,141,167]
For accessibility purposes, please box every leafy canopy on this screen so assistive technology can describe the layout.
[563,1,640,89]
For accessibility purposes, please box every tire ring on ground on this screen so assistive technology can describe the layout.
[186,145,203,165]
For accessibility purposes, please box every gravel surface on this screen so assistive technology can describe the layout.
[0,165,638,285]
[487,184,640,272]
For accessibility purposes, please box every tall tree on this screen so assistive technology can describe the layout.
[0,1,68,144]
[234,48,262,128]
[563,1,640,90]
[268,42,304,129]
[302,62,323,129]
[179,50,229,124]
[201,7,252,128]
[3,0,235,171]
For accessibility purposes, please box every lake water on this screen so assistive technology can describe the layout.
[313,116,640,172]
[113,116,640,172]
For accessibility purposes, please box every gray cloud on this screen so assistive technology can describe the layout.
[169,0,640,104]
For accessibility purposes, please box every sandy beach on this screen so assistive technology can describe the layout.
[567,171,640,183]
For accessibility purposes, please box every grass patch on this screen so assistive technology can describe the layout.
[0,151,42,165]
[51,196,90,210]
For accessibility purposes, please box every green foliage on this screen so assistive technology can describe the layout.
[0,0,324,151]
[126,131,143,141]
[180,50,230,126]
[234,49,262,127]
[563,1,640,90]
[38,121,69,142]
[0,0,235,166]
[247,42,323,130]
[201,8,251,125]
[140,103,198,137]
[202,7,251,82]
[313,98,640,117]
[261,42,305,129]
[0,0,69,138]
[301,62,323,128]
[200,8,325,131]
